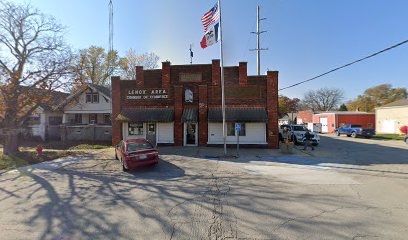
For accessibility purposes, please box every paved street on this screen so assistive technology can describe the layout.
[0,136,407,240]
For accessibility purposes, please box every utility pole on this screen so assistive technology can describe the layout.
[189,44,193,64]
[250,5,268,77]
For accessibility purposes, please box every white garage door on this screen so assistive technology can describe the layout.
[382,120,395,134]
[320,117,328,133]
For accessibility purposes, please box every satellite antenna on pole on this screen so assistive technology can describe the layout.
[189,44,194,64]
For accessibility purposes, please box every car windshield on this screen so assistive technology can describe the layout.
[292,126,307,131]
[127,141,154,152]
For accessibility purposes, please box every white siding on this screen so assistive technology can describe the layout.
[207,122,266,144]
[64,88,111,114]
[157,122,174,143]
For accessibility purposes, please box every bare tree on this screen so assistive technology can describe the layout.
[0,0,71,154]
[302,87,344,111]
[119,48,160,79]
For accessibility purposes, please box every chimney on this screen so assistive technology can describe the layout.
[136,66,144,87]
[239,62,248,86]
[162,61,170,88]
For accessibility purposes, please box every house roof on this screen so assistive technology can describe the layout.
[376,99,408,108]
[87,83,111,98]
[18,86,69,112]
[56,83,111,110]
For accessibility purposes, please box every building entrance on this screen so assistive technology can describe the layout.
[184,123,197,146]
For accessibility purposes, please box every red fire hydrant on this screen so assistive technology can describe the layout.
[36,144,43,158]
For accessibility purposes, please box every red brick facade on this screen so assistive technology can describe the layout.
[111,60,279,148]
[297,110,314,124]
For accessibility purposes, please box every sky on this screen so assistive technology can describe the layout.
[10,0,408,102]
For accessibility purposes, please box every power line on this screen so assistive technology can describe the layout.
[279,39,408,91]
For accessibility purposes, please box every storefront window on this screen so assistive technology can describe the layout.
[227,122,246,136]
[129,123,144,136]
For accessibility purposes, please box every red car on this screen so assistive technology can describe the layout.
[115,139,159,171]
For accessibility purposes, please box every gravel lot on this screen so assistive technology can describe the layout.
[0,136,407,240]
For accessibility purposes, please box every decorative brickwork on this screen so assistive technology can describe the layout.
[111,60,279,149]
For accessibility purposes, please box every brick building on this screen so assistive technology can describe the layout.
[111,60,279,148]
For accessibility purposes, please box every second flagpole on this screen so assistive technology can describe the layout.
[217,0,227,156]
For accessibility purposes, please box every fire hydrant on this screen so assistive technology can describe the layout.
[36,144,43,158]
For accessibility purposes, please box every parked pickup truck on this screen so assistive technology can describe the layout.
[335,124,375,138]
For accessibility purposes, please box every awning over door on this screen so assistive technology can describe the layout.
[116,109,174,122]
[208,107,268,122]
[182,108,198,122]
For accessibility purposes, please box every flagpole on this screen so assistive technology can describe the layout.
[217,0,227,156]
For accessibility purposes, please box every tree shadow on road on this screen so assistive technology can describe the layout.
[0,151,399,239]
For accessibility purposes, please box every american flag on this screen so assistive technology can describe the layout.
[201,2,220,32]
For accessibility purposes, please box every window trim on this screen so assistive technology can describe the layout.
[86,92,99,103]
[128,123,144,136]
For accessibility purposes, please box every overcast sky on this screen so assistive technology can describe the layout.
[11,0,408,101]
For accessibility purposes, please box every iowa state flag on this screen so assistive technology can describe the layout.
[200,23,219,49]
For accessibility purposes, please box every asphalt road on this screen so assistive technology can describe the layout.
[0,136,407,240]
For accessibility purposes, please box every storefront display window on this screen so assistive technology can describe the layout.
[129,123,144,136]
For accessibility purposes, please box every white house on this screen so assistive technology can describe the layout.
[14,88,68,141]
[57,83,112,141]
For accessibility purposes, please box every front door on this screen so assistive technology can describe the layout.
[146,123,157,146]
[184,123,198,146]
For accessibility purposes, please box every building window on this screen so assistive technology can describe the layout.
[89,114,97,124]
[26,116,40,125]
[129,123,144,136]
[49,117,62,126]
[104,114,111,125]
[74,114,82,124]
[227,122,246,136]
[86,93,99,103]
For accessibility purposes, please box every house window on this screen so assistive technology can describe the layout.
[74,114,82,124]
[86,93,99,103]
[49,116,62,126]
[128,123,144,136]
[227,122,246,136]
[26,116,40,125]
[89,114,97,124]
[103,114,111,124]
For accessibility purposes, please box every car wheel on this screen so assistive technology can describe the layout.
[335,131,340,136]
[346,134,351,137]
[351,132,357,138]
[122,160,128,172]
